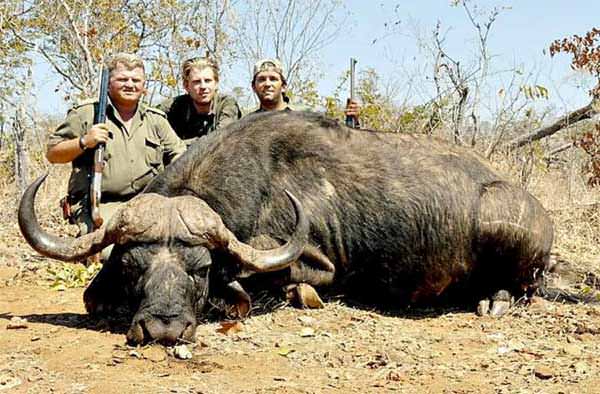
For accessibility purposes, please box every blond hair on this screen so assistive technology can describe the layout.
[106,53,145,75]
[181,57,220,82]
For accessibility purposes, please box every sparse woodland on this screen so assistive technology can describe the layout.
[1,2,600,393]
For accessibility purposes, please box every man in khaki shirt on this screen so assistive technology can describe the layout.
[157,56,241,146]
[47,53,186,245]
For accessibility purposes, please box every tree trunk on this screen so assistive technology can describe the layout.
[506,102,598,150]
[13,107,28,196]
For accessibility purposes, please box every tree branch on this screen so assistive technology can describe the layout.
[58,0,95,86]
[506,102,599,150]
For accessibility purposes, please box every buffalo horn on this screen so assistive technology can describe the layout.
[18,174,115,261]
[223,190,309,272]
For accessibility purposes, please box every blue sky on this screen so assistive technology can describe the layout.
[35,0,599,115]
[317,0,599,111]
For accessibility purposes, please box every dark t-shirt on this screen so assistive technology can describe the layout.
[158,93,242,145]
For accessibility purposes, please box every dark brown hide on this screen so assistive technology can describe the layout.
[147,111,553,304]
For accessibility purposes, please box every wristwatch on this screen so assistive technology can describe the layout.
[78,136,87,151]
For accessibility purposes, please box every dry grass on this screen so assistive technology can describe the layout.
[489,149,600,292]
[0,154,75,268]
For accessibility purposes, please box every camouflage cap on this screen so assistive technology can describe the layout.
[252,58,287,85]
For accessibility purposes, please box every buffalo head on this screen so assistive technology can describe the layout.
[19,174,308,344]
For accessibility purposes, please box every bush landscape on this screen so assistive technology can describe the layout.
[1,1,600,393]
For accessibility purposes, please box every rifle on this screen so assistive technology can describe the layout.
[345,57,358,128]
[90,67,110,229]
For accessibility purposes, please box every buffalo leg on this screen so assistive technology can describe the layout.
[245,236,335,308]
[246,235,336,286]
[289,244,336,286]
[489,289,514,317]
[285,283,325,308]
[285,245,335,309]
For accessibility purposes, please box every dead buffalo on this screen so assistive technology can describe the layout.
[19,111,553,344]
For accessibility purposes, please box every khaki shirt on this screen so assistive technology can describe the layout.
[49,100,187,204]
[157,93,241,145]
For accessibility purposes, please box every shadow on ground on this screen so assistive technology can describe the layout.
[0,311,130,334]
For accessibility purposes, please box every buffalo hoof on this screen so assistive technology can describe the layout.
[477,290,514,317]
[489,299,512,317]
[489,290,514,317]
[476,299,490,316]
[285,283,324,309]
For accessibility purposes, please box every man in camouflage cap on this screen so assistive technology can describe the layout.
[47,53,186,255]
[250,58,360,124]
[158,56,242,146]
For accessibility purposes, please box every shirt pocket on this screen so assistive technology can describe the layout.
[145,136,164,170]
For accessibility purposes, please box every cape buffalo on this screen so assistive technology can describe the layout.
[19,111,553,344]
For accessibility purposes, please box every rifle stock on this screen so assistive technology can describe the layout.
[345,57,357,128]
[90,67,109,229]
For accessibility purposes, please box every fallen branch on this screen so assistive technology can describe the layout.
[506,101,598,150]
[544,142,575,159]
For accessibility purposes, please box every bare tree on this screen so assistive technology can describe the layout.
[431,21,470,144]
[423,1,506,146]
[13,104,28,195]
[230,0,345,95]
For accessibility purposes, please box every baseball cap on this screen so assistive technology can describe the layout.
[252,58,287,84]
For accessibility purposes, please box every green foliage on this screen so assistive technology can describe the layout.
[1,1,236,100]
[46,262,102,290]
[287,78,321,110]
[396,105,433,133]
[519,85,549,100]
[322,67,438,133]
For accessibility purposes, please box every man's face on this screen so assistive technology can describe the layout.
[184,67,218,111]
[252,70,286,107]
[108,63,145,107]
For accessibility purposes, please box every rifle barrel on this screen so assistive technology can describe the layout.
[345,58,358,128]
[94,68,109,125]
[90,67,109,229]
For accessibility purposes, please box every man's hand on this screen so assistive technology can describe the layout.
[82,124,110,149]
[344,98,360,127]
[47,123,111,164]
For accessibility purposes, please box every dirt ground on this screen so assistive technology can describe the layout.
[1,263,600,394]
[1,163,600,393]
